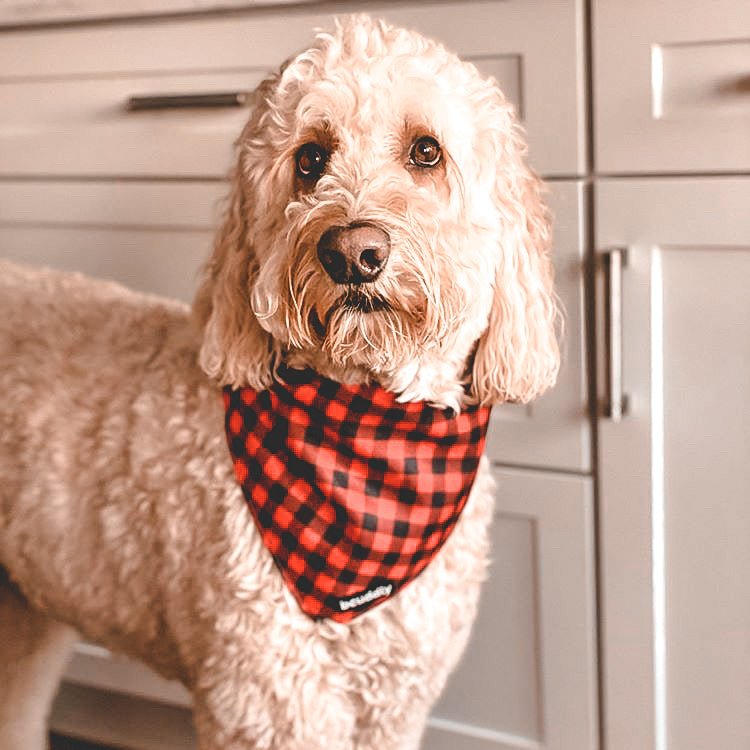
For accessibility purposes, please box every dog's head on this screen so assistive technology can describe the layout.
[195,15,559,408]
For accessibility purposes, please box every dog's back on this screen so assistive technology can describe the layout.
[0,261,200,502]
[0,260,192,377]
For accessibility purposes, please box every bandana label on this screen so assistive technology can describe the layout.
[223,366,491,622]
[338,583,393,612]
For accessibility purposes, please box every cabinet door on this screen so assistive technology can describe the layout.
[52,469,598,750]
[0,180,222,303]
[0,0,585,178]
[426,468,598,750]
[486,181,590,472]
[593,0,750,174]
[596,178,750,750]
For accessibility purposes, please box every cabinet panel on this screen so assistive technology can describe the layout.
[0,178,591,472]
[0,71,266,179]
[0,0,585,178]
[427,468,598,750]
[593,0,750,174]
[486,181,590,472]
[53,469,597,750]
[0,0,317,26]
[596,178,750,750]
[0,180,222,302]
[63,643,190,708]
[51,683,195,750]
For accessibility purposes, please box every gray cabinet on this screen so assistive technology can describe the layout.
[428,468,597,750]
[488,181,590,472]
[431,174,595,749]
[0,181,220,303]
[594,4,750,748]
[0,2,595,749]
[593,0,750,175]
[0,0,586,180]
[596,178,750,750]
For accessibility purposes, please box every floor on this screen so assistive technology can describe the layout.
[50,734,122,750]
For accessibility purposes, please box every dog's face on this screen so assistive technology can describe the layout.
[196,16,559,408]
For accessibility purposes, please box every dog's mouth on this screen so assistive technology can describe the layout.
[339,289,391,314]
[309,290,392,337]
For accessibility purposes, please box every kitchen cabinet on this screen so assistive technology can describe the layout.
[593,3,750,749]
[0,181,221,302]
[0,2,595,749]
[428,467,596,750]
[596,179,750,750]
[0,0,586,179]
[593,0,750,175]
[488,181,590,473]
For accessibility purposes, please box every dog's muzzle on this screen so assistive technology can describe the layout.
[317,223,390,285]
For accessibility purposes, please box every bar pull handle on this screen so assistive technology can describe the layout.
[716,74,750,97]
[126,91,251,111]
[602,248,629,421]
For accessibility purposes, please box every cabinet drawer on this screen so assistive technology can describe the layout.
[486,181,590,472]
[53,470,597,750]
[63,642,190,708]
[0,180,222,302]
[427,468,598,750]
[0,71,266,179]
[0,0,585,178]
[0,0,318,27]
[593,0,750,174]
[0,178,591,471]
[52,682,195,750]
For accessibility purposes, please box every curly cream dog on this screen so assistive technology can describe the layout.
[0,15,558,750]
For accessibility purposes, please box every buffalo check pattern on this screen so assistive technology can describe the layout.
[223,366,491,622]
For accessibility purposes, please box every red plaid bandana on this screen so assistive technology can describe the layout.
[223,366,491,622]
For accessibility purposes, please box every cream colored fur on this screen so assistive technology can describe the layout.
[0,15,558,750]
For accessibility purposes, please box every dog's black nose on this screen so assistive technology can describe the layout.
[317,223,390,284]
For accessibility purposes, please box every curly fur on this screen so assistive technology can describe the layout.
[0,15,558,750]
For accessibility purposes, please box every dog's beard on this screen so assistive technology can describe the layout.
[304,279,430,370]
[267,244,437,370]
[320,296,427,369]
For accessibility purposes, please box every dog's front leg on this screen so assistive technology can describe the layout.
[0,571,77,750]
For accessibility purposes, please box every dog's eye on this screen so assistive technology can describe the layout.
[295,143,328,180]
[409,136,442,168]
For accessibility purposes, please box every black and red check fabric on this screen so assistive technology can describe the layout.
[223,366,491,622]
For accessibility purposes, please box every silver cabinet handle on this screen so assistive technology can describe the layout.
[602,248,628,421]
[126,92,251,111]
[717,74,750,97]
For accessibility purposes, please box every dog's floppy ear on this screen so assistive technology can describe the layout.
[193,84,281,389]
[470,117,560,406]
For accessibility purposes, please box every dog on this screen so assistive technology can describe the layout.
[0,15,559,750]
